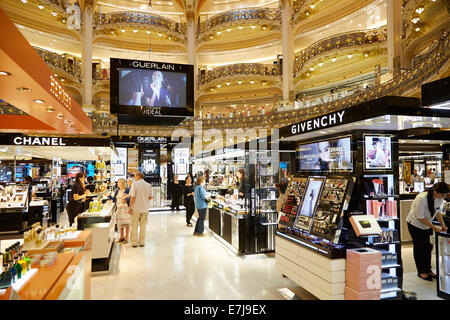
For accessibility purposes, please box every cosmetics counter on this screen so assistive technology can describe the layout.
[193,139,295,255]
[436,231,450,300]
[0,229,92,300]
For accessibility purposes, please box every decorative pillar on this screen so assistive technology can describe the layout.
[186,8,198,117]
[81,4,93,106]
[281,0,294,103]
[387,0,403,75]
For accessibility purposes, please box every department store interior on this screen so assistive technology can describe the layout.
[0,0,450,302]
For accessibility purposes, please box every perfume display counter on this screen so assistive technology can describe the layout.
[0,230,92,300]
[76,202,116,273]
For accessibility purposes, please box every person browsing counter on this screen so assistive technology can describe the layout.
[128,172,153,247]
[406,182,449,281]
[66,172,90,225]
[194,176,209,237]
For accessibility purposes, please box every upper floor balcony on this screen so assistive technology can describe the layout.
[94,11,187,42]
[198,63,281,88]
[294,26,387,78]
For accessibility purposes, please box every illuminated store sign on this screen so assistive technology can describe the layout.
[290,110,345,135]
[131,61,175,71]
[13,136,66,146]
[136,136,168,144]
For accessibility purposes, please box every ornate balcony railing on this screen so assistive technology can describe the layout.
[198,63,281,87]
[37,0,69,13]
[197,8,281,36]
[95,12,186,38]
[87,111,117,128]
[294,27,387,77]
[183,29,449,130]
[33,46,81,78]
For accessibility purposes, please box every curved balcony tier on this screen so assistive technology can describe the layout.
[94,12,186,41]
[198,63,281,88]
[36,0,69,13]
[33,46,81,78]
[294,27,387,78]
[197,8,281,47]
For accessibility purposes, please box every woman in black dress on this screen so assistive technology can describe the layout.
[171,174,181,211]
[66,172,88,225]
[184,175,195,227]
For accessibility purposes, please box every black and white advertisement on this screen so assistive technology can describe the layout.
[364,135,392,170]
[139,145,160,182]
[173,147,190,180]
[298,136,352,171]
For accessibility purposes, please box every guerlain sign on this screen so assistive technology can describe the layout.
[290,110,346,135]
[131,61,175,71]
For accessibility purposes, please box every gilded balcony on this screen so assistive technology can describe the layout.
[198,63,281,88]
[36,0,69,13]
[94,11,186,40]
[197,8,281,43]
[33,46,81,78]
[294,27,388,77]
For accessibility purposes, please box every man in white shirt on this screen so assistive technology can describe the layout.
[128,171,153,247]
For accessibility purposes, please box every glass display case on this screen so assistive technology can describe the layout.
[0,182,29,232]
[436,231,450,300]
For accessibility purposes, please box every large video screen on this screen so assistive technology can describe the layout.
[298,136,352,171]
[119,69,187,108]
[110,58,194,120]
[364,135,392,170]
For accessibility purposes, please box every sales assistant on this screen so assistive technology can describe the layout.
[406,182,449,281]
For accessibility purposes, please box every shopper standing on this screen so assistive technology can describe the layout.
[66,172,88,225]
[194,176,209,237]
[406,182,448,281]
[114,178,131,243]
[238,169,247,198]
[184,175,195,227]
[128,172,153,247]
[171,174,181,211]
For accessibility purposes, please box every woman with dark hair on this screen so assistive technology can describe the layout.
[170,174,181,211]
[406,182,449,281]
[66,172,88,225]
[184,175,195,227]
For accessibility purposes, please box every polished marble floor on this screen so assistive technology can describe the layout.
[90,210,296,300]
[89,209,444,300]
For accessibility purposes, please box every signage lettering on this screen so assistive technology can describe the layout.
[13,136,66,146]
[291,110,345,135]
[131,61,175,71]
[137,136,167,144]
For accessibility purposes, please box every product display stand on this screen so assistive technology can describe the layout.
[435,231,450,300]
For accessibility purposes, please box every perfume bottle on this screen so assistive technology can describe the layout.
[14,258,22,280]
[10,262,17,283]
[23,251,31,272]
[18,254,27,276]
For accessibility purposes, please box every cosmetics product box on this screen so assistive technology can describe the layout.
[344,285,380,300]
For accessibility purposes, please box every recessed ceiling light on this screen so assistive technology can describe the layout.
[64,119,70,124]
[57,113,63,119]
[33,99,45,103]
[238,26,243,30]
[16,87,31,92]
[250,26,256,29]
[309,67,315,71]
[46,106,55,112]
[364,53,369,57]
[227,29,231,32]
[226,82,230,86]
[158,33,162,37]
[51,11,57,16]
[318,62,323,67]
[121,29,125,32]
[237,81,242,84]
[133,29,138,33]
[0,71,11,76]
[250,80,255,84]
[217,84,222,88]
[146,30,151,34]
[216,31,221,35]
[21,0,27,3]
[415,27,420,32]
[38,5,44,9]
[347,54,353,59]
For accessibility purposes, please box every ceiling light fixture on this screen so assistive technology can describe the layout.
[33,99,45,104]
[364,53,369,57]
[38,5,44,9]
[318,62,323,67]
[217,84,222,88]
[46,106,55,112]
[415,7,424,14]
[347,54,353,59]
[56,113,63,119]
[121,29,125,32]
[250,26,256,29]
[0,71,11,76]
[310,4,315,8]
[64,119,70,124]
[238,26,243,30]
[309,67,315,71]
[415,27,420,32]
[411,17,420,24]
[51,11,57,16]
[226,28,231,32]
[21,0,27,3]
[16,87,31,92]
[250,80,254,84]
[216,31,221,35]
[226,82,230,85]
[146,30,151,34]
[238,81,242,84]
[133,29,138,33]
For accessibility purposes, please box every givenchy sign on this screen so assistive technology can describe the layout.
[13,136,66,146]
[290,110,345,135]
[131,61,175,71]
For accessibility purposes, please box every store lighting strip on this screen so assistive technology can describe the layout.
[428,101,450,110]
[276,232,328,255]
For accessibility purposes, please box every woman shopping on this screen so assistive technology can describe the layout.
[113,178,131,243]
[406,182,448,281]
[184,175,195,227]
[66,172,89,225]
[194,176,209,237]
